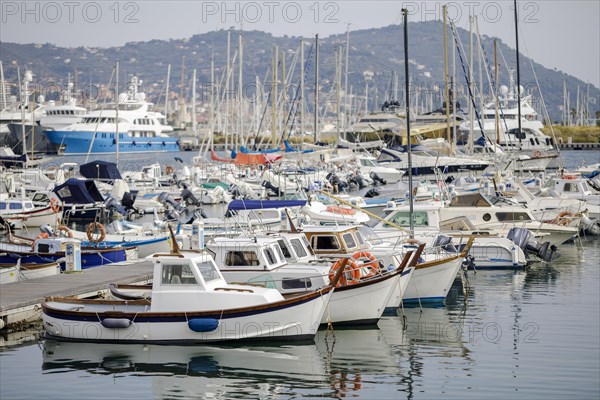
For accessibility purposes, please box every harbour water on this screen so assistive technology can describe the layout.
[1,150,599,399]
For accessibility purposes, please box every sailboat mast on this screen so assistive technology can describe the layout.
[300,40,305,140]
[344,24,350,135]
[314,34,319,143]
[0,61,5,108]
[402,8,414,238]
[165,64,171,119]
[443,5,450,144]
[514,0,523,141]
[115,61,119,167]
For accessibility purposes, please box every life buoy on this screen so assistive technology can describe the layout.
[562,174,577,180]
[329,258,361,287]
[56,225,73,238]
[31,232,49,250]
[50,198,60,213]
[554,211,575,226]
[350,251,379,278]
[326,206,356,216]
[534,150,542,158]
[86,222,106,243]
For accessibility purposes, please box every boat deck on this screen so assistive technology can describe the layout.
[0,260,153,329]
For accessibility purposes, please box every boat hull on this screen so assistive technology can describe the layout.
[42,289,333,343]
[403,257,463,304]
[46,130,179,154]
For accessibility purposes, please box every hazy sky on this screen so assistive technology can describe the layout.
[1,0,599,86]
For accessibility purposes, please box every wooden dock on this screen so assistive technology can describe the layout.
[0,260,153,330]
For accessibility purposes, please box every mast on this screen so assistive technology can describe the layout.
[210,50,215,151]
[494,40,500,151]
[514,0,523,143]
[192,68,197,134]
[468,15,474,154]
[344,24,350,135]
[300,40,305,141]
[165,64,171,120]
[282,49,286,141]
[0,61,5,108]
[238,32,244,150]
[443,5,451,145]
[314,34,319,143]
[226,30,231,150]
[336,47,342,146]
[402,8,414,239]
[115,61,119,167]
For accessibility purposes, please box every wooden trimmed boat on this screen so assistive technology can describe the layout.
[42,252,343,343]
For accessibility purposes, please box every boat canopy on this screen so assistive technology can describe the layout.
[79,160,122,180]
[227,199,307,211]
[52,178,104,204]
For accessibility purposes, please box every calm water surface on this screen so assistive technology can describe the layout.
[0,150,599,399]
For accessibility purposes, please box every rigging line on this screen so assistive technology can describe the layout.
[450,22,493,148]
[518,28,560,151]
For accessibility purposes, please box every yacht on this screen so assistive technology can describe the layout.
[45,76,178,154]
[40,80,86,130]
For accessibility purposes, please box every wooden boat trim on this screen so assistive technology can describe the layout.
[42,284,336,321]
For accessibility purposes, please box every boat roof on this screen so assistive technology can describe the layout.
[301,225,358,234]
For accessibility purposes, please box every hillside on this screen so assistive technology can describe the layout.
[1,21,598,122]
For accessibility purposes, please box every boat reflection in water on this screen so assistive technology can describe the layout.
[42,339,326,398]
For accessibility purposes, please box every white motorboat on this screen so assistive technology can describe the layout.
[42,251,338,343]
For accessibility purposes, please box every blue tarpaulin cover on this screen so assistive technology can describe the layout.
[53,178,105,204]
[79,160,122,180]
[227,199,307,211]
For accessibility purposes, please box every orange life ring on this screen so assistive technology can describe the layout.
[329,258,361,287]
[350,251,379,278]
[86,222,106,243]
[50,198,60,213]
[534,150,542,158]
[326,206,356,216]
[31,232,49,250]
[56,225,73,238]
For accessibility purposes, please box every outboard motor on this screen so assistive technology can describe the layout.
[445,175,455,184]
[104,196,127,216]
[179,208,207,224]
[507,227,558,262]
[261,180,281,197]
[181,188,200,206]
[228,184,241,198]
[433,234,458,253]
[370,172,387,185]
[348,172,366,189]
[158,192,178,207]
[121,191,136,211]
[364,188,380,198]
[40,224,54,236]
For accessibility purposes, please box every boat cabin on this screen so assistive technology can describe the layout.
[302,225,371,256]
[149,252,285,312]
[206,237,329,294]
[545,177,596,198]
[0,199,35,214]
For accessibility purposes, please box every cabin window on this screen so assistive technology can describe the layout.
[197,261,221,282]
[290,238,308,258]
[311,235,341,251]
[282,277,312,290]
[342,233,357,248]
[495,212,531,222]
[161,264,198,285]
[384,211,429,227]
[9,203,22,210]
[564,183,578,192]
[24,202,33,209]
[0,202,6,210]
[225,251,260,266]
[264,248,277,265]
[355,231,365,245]
[274,244,286,263]
[32,193,48,202]
[277,239,292,259]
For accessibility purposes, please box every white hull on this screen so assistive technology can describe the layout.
[42,291,332,343]
[321,272,401,325]
[403,257,463,303]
